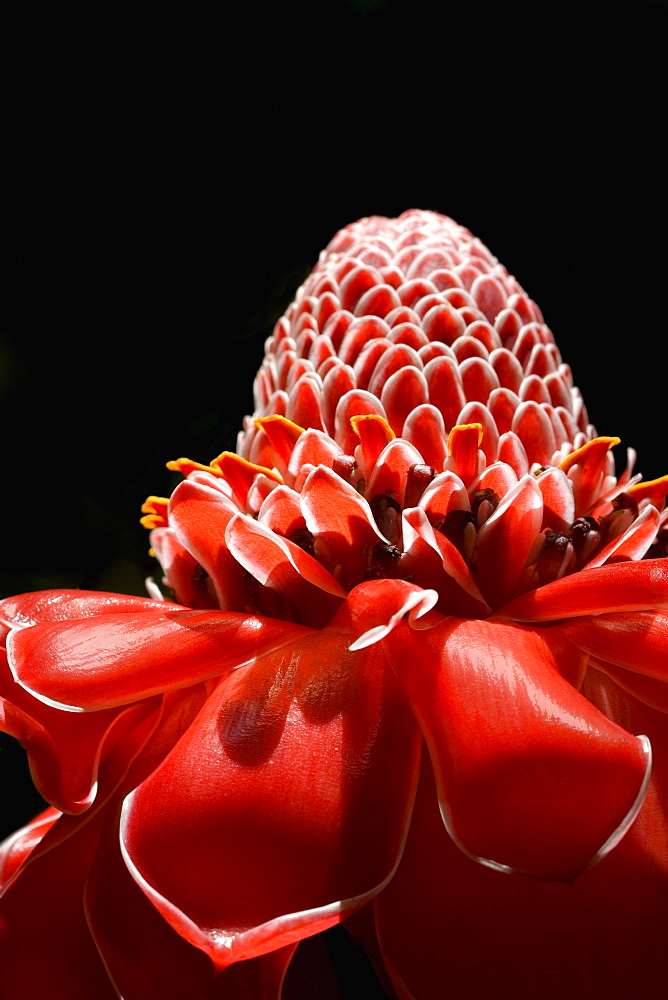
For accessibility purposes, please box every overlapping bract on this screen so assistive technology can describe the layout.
[2,210,668,1000]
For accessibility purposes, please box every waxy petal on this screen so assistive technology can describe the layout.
[121,628,421,968]
[402,507,488,609]
[168,480,249,610]
[364,438,425,509]
[0,810,118,999]
[559,610,668,682]
[512,400,557,466]
[583,503,660,568]
[301,466,386,590]
[497,558,668,621]
[402,403,448,470]
[383,617,650,880]
[0,682,159,813]
[375,716,668,1000]
[8,609,312,711]
[86,812,296,1000]
[473,473,544,608]
[0,589,181,630]
[536,466,575,532]
[226,514,346,600]
[0,634,162,814]
[225,513,345,627]
[0,807,60,888]
[341,579,439,650]
[592,658,668,715]
[150,529,219,609]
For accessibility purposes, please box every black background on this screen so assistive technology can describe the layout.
[1,0,666,835]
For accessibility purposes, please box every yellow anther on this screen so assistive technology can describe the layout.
[209,451,283,484]
[166,457,226,479]
[447,423,484,487]
[350,414,396,473]
[627,474,668,508]
[140,495,170,530]
[559,436,620,474]
[447,422,484,451]
[350,413,396,442]
[141,496,170,516]
[140,513,167,530]
[254,414,305,437]
[253,415,305,464]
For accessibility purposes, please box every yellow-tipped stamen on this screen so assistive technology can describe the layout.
[253,415,305,465]
[627,474,668,508]
[559,436,621,474]
[166,457,226,479]
[209,451,283,506]
[141,496,170,517]
[351,414,395,472]
[140,513,167,530]
[139,496,170,530]
[448,423,484,486]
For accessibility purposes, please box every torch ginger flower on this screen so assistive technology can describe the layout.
[2,209,668,999]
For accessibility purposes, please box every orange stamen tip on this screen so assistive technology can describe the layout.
[141,496,170,516]
[447,422,484,450]
[166,457,226,479]
[559,436,621,473]
[140,514,167,530]
[350,414,396,440]
[627,474,668,506]
[254,415,305,436]
[251,416,304,465]
[210,451,283,484]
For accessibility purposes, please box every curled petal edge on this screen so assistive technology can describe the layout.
[441,733,652,880]
[119,791,408,969]
[348,586,439,651]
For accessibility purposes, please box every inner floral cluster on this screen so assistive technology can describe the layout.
[143,210,665,626]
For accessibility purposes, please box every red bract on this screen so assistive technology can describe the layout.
[2,210,668,999]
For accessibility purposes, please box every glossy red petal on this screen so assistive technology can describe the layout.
[0,644,161,812]
[583,503,660,568]
[340,579,439,650]
[424,355,467,432]
[375,723,668,1000]
[364,438,425,509]
[0,810,118,999]
[383,617,650,880]
[402,403,448,471]
[593,658,668,714]
[225,513,345,627]
[559,610,668,681]
[536,466,575,532]
[0,588,181,629]
[300,466,386,590]
[86,812,296,1000]
[151,527,220,609]
[512,399,557,466]
[227,512,346,600]
[121,629,421,968]
[257,485,305,536]
[380,366,429,436]
[0,807,60,888]
[401,508,489,610]
[497,558,668,621]
[287,428,342,483]
[168,480,249,610]
[472,473,544,608]
[8,609,311,711]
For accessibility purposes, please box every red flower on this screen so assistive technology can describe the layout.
[2,210,668,999]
